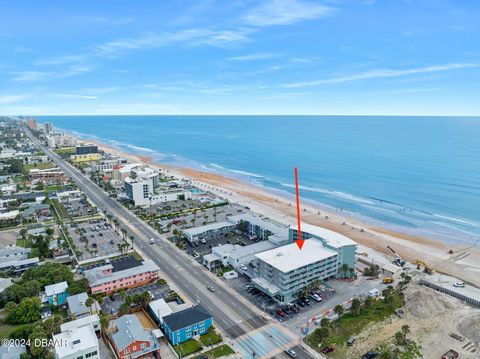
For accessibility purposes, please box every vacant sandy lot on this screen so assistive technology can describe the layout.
[344,283,480,358]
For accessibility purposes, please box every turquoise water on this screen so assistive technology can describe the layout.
[39,115,480,244]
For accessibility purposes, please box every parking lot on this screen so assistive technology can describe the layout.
[101,280,172,315]
[185,232,260,262]
[225,273,385,335]
[68,219,125,260]
[157,202,246,234]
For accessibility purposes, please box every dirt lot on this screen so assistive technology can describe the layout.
[342,283,480,359]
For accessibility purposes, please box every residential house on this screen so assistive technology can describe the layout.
[42,281,69,306]
[67,292,100,319]
[53,323,99,359]
[162,305,213,345]
[110,314,160,359]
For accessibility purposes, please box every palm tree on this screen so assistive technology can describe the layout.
[100,314,109,338]
[340,264,349,278]
[85,297,94,315]
[119,289,127,303]
[351,298,361,316]
[401,324,410,344]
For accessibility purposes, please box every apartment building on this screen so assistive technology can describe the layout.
[53,320,99,359]
[84,259,160,295]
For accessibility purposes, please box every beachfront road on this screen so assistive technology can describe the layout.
[25,128,316,359]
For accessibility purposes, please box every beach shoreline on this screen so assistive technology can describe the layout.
[75,136,480,287]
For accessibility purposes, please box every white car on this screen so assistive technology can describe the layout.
[310,293,322,302]
[285,349,297,358]
[150,238,155,244]
[453,282,465,288]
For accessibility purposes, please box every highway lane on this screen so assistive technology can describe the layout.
[25,128,317,358]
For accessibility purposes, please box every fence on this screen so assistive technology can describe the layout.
[418,279,480,307]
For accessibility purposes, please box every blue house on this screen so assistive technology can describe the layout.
[162,305,213,345]
[43,281,69,306]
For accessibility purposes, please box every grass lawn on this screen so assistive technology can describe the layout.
[307,291,405,353]
[174,339,203,357]
[16,238,34,248]
[0,321,17,339]
[22,162,55,174]
[200,329,222,346]
[194,344,235,358]
[54,147,76,155]
[44,185,66,192]
[51,200,69,219]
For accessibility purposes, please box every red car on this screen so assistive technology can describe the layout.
[321,346,335,354]
[276,309,286,317]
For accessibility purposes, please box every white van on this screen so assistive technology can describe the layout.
[150,238,155,244]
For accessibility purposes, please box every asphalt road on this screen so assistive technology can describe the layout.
[25,128,317,359]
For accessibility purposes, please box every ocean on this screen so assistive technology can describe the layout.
[39,115,480,245]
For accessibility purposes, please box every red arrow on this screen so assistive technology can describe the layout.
[294,167,304,250]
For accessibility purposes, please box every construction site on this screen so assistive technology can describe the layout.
[351,242,480,358]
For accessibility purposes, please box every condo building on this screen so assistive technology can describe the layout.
[251,224,357,303]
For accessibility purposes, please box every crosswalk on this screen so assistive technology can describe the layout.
[234,324,298,359]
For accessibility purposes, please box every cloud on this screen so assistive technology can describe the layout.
[10,65,94,83]
[228,52,278,61]
[0,95,28,104]
[54,93,98,100]
[12,71,52,82]
[94,28,250,57]
[243,0,333,26]
[283,63,479,88]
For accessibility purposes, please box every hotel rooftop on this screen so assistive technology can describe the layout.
[255,239,337,273]
[292,223,357,248]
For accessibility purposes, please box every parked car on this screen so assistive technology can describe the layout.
[361,352,378,359]
[297,299,306,307]
[285,349,297,358]
[453,282,465,288]
[310,293,322,302]
[276,309,286,317]
[347,336,357,346]
[200,239,207,244]
[301,297,311,305]
[283,307,293,315]
[109,239,115,245]
[321,346,335,353]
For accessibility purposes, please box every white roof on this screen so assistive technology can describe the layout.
[60,314,100,332]
[148,298,173,324]
[293,223,357,248]
[54,324,98,358]
[45,281,68,296]
[255,240,337,273]
[184,220,235,236]
[119,163,142,173]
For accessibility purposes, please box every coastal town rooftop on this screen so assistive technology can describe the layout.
[84,259,159,287]
[255,239,337,273]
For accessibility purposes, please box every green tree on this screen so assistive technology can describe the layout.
[6,297,41,324]
[85,297,95,314]
[43,316,63,336]
[314,326,330,343]
[364,296,373,308]
[351,298,361,316]
[340,263,349,278]
[333,304,344,316]
[401,324,410,344]
[28,324,48,357]
[320,318,330,328]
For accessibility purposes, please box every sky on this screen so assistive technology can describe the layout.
[0,0,479,116]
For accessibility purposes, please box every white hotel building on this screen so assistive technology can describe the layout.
[251,224,357,303]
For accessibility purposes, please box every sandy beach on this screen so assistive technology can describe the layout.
[84,138,480,287]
